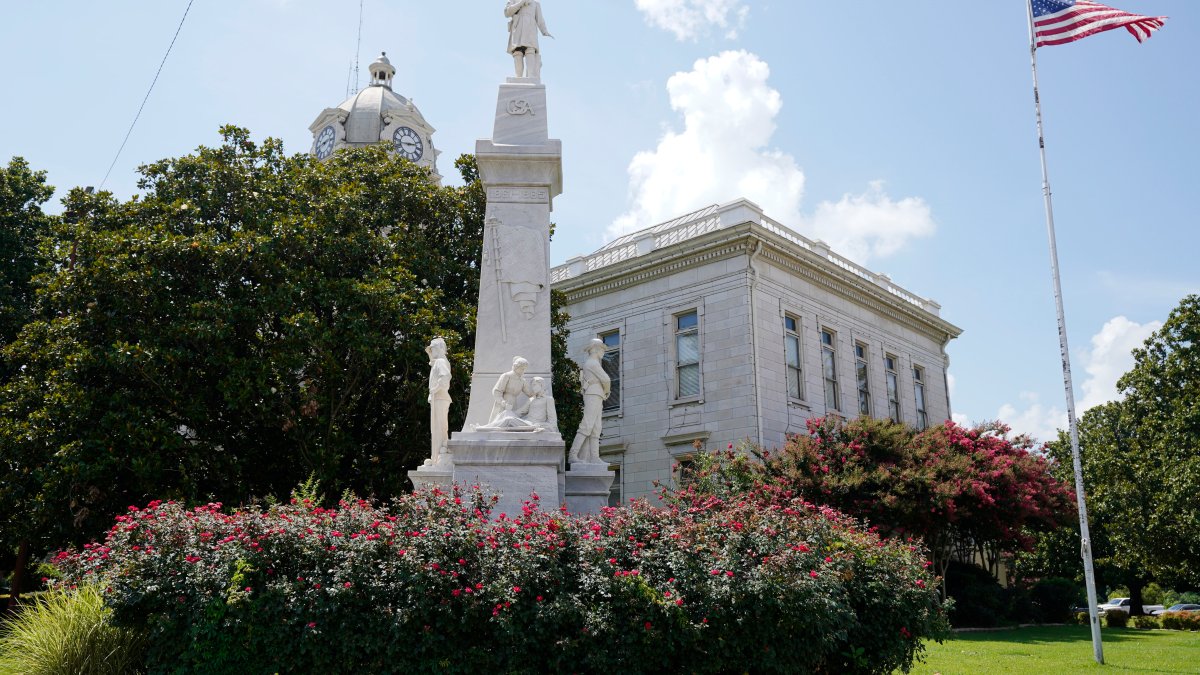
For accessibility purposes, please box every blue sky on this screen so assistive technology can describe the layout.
[2,1,1196,443]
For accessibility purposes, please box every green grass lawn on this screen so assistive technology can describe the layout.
[907,626,1200,674]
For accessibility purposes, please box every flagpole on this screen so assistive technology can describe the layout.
[1025,0,1103,664]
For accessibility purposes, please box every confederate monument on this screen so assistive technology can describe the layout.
[410,2,613,516]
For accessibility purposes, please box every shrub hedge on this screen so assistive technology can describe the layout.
[1029,577,1081,623]
[1130,614,1161,630]
[1104,610,1129,628]
[1160,611,1200,631]
[55,486,946,674]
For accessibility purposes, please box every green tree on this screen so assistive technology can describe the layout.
[0,127,578,561]
[1036,295,1200,611]
[0,157,55,609]
[0,157,54,373]
[1117,294,1200,587]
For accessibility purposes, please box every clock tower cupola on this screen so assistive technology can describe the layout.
[309,51,442,183]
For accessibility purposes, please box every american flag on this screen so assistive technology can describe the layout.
[1032,0,1167,47]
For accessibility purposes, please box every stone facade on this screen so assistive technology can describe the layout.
[552,199,962,504]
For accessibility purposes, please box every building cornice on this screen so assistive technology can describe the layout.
[554,222,962,346]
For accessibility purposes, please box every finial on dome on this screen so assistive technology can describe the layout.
[369,51,396,89]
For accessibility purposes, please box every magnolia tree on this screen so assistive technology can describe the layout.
[747,418,1076,590]
[0,129,582,583]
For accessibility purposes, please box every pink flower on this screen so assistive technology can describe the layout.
[810,571,819,578]
[307,622,317,628]
[344,582,352,588]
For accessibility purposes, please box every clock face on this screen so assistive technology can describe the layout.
[315,125,336,160]
[392,126,424,161]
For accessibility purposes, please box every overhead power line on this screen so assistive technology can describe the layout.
[100,0,197,189]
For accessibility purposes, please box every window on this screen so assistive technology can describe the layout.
[820,329,840,411]
[674,455,697,488]
[913,366,928,430]
[884,354,900,422]
[784,315,804,399]
[601,331,621,411]
[675,311,700,399]
[855,343,871,416]
[607,464,622,507]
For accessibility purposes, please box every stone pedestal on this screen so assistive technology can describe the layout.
[564,463,616,515]
[448,431,564,519]
[407,465,452,492]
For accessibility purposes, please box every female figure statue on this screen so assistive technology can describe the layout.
[425,338,452,467]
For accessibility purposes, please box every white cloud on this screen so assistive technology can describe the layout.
[635,0,750,41]
[610,51,802,237]
[951,412,972,427]
[610,51,936,264]
[998,392,1067,445]
[810,182,936,263]
[994,316,1159,442]
[1077,316,1161,412]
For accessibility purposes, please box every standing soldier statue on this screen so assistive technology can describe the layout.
[505,0,553,79]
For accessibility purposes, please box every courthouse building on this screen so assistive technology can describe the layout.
[551,199,962,504]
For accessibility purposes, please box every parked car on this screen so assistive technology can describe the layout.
[1098,597,1165,616]
[1150,603,1200,616]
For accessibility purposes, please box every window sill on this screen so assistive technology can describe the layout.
[669,396,703,408]
[788,399,811,410]
[602,409,622,419]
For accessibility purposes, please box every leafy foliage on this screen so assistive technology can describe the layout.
[754,417,1075,584]
[1109,295,1200,586]
[1029,577,1082,624]
[55,484,944,674]
[1029,296,1200,613]
[1159,611,1200,631]
[0,587,146,675]
[0,128,579,558]
[0,157,53,361]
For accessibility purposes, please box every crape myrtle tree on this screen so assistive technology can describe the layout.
[1032,295,1200,614]
[0,127,580,566]
[754,417,1075,593]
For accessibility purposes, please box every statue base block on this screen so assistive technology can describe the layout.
[408,464,453,492]
[564,463,616,515]
[447,431,565,520]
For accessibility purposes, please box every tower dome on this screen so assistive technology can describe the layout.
[309,51,442,183]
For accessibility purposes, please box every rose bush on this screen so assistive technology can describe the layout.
[56,483,945,674]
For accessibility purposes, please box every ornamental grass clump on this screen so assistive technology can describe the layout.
[55,483,945,674]
[0,586,145,675]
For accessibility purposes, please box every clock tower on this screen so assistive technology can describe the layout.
[309,52,442,183]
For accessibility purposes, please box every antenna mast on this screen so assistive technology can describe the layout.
[352,0,365,94]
